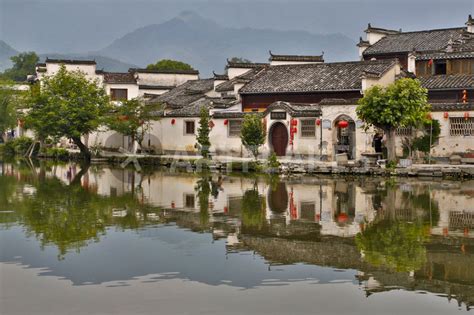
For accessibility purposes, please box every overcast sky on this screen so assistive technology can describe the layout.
[1,0,473,53]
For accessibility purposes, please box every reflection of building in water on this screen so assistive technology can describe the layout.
[34,165,474,239]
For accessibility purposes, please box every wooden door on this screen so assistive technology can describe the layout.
[271,123,288,156]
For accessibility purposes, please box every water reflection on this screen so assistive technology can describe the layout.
[1,160,474,311]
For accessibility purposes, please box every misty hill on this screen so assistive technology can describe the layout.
[99,11,357,76]
[0,40,18,71]
[39,54,137,72]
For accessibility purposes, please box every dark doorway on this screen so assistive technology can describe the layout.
[270,122,289,156]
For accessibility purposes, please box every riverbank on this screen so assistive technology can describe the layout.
[98,153,474,179]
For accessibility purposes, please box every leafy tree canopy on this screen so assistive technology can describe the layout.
[241,114,266,160]
[1,52,39,82]
[228,57,252,64]
[107,98,160,152]
[146,59,194,71]
[196,107,211,159]
[356,220,429,272]
[25,65,111,159]
[0,79,23,140]
[356,78,430,161]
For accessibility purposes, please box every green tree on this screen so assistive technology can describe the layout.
[241,188,266,230]
[356,220,429,272]
[146,59,194,72]
[25,65,110,160]
[241,114,266,160]
[356,78,430,161]
[228,57,252,64]
[0,80,22,141]
[1,52,39,82]
[107,98,159,153]
[195,173,211,226]
[196,107,211,159]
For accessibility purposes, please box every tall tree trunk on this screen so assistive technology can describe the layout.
[385,128,397,162]
[72,136,91,161]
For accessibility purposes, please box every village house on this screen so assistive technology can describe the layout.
[31,58,199,149]
[26,15,474,162]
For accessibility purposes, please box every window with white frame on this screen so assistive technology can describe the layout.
[300,119,316,137]
[450,117,474,136]
[228,120,242,137]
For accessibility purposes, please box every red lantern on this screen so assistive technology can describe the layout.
[337,213,349,224]
[443,112,449,119]
[465,112,470,120]
[316,119,321,126]
[171,119,176,125]
[291,119,298,126]
[208,120,215,128]
[224,119,228,125]
[462,90,468,103]
[338,120,349,128]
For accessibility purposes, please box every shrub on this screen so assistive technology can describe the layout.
[46,147,69,160]
[1,136,33,156]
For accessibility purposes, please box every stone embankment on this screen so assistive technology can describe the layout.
[98,154,474,179]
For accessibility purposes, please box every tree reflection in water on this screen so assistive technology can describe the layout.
[356,220,429,272]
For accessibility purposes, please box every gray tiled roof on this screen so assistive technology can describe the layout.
[269,51,324,62]
[264,101,321,117]
[215,67,266,92]
[103,72,136,84]
[147,79,214,108]
[419,75,474,90]
[165,96,238,117]
[226,61,269,69]
[130,68,199,75]
[45,58,96,65]
[431,102,474,111]
[138,84,174,90]
[363,27,466,55]
[417,51,474,60]
[240,59,397,94]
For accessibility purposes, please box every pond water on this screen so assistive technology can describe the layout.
[1,160,474,314]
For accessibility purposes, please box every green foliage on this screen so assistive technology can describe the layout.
[241,188,266,230]
[146,59,194,71]
[195,174,211,226]
[2,136,33,156]
[0,80,24,138]
[412,119,441,154]
[357,79,430,161]
[356,220,429,272]
[357,79,430,130]
[266,152,280,169]
[240,114,266,160]
[228,57,252,64]
[44,147,69,160]
[1,52,39,82]
[107,98,159,152]
[196,107,211,159]
[25,65,111,159]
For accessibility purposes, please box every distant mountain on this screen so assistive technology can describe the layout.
[99,11,357,76]
[0,40,18,71]
[39,54,137,72]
